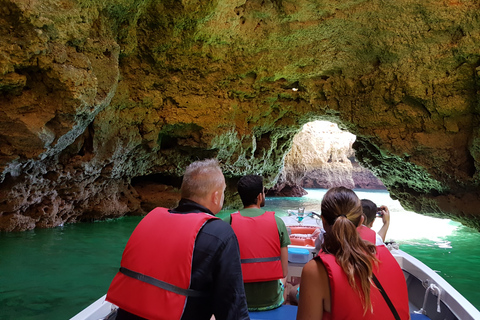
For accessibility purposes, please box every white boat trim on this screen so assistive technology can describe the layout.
[70,294,113,320]
[72,247,480,320]
[391,248,480,320]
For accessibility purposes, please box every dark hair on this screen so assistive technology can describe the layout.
[361,199,377,226]
[237,175,263,207]
[321,187,378,314]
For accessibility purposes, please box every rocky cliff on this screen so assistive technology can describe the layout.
[1,0,480,231]
[270,121,385,196]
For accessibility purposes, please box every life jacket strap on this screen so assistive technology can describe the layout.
[372,273,401,320]
[241,256,281,263]
[119,267,208,298]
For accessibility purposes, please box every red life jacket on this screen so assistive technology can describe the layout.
[319,245,410,320]
[106,207,218,320]
[357,225,377,244]
[231,211,283,283]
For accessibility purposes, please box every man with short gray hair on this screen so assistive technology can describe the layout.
[107,158,250,320]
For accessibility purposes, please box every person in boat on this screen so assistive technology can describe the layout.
[106,159,250,320]
[361,199,390,244]
[313,200,389,249]
[296,187,410,320]
[224,174,291,311]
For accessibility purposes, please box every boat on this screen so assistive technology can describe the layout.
[391,247,480,320]
[280,212,480,320]
[71,212,480,320]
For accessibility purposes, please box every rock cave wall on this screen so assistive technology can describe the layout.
[1,0,480,231]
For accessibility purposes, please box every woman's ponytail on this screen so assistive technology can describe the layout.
[321,187,378,313]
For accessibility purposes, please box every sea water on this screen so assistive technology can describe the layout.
[0,189,479,320]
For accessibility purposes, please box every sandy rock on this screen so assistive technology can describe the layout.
[270,121,385,196]
[1,0,480,230]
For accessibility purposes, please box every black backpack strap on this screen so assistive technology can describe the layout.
[372,273,401,320]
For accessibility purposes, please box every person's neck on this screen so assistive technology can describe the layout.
[244,204,261,209]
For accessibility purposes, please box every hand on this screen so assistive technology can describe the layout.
[311,228,321,237]
[378,205,390,225]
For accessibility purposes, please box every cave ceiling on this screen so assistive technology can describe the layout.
[1,0,480,231]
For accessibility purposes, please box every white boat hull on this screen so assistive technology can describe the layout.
[392,248,480,320]
[71,248,480,320]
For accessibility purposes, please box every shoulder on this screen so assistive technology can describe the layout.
[200,218,237,240]
[301,259,330,299]
[204,217,233,230]
[195,219,241,258]
[375,232,384,245]
[274,215,287,227]
[273,214,289,233]
[302,258,327,278]
[375,244,397,264]
[239,208,264,217]
[221,214,232,224]
[300,259,330,304]
[299,258,332,316]
[273,214,291,246]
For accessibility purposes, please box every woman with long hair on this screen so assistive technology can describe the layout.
[296,187,410,320]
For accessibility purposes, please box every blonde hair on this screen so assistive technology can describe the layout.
[321,187,378,313]
[180,159,224,200]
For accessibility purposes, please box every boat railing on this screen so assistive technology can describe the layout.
[413,281,442,317]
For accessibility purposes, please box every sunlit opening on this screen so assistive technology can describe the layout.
[272,119,462,244]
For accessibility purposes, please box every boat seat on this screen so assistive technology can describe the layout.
[410,313,431,320]
[249,305,298,320]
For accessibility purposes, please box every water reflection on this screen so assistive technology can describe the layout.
[1,189,479,320]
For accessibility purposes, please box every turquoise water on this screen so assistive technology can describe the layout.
[1,189,479,319]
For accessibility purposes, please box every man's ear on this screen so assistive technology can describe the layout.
[359,214,365,227]
[212,190,220,206]
[256,193,262,205]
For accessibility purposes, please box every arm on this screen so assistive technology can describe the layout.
[314,228,325,251]
[280,246,289,278]
[296,259,329,320]
[212,231,250,320]
[276,216,291,278]
[377,205,390,242]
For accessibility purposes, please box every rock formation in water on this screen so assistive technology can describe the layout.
[270,121,385,196]
[1,0,480,231]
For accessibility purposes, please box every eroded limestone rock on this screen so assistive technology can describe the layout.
[1,0,480,231]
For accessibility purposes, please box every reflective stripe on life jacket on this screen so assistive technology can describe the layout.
[231,211,283,283]
[319,245,410,320]
[106,207,217,320]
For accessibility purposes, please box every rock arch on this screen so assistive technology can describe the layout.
[269,120,385,197]
[1,0,479,231]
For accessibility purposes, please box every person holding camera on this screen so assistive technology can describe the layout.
[361,199,391,245]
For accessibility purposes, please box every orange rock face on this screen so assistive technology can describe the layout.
[1,0,480,230]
